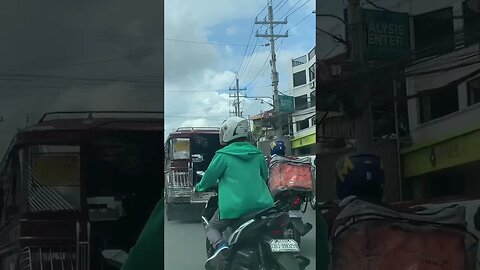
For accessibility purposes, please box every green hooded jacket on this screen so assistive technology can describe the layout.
[195,142,274,219]
[121,198,164,270]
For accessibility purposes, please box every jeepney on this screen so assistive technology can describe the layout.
[0,111,163,270]
[164,127,223,221]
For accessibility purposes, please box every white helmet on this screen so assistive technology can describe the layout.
[219,117,249,144]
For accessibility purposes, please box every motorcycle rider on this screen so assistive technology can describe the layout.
[270,140,286,156]
[324,153,417,234]
[195,116,275,269]
[323,153,386,234]
[336,153,385,204]
[265,140,286,165]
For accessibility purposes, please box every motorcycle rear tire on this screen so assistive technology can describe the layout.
[271,253,301,270]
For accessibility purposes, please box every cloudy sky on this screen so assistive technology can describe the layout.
[164,0,315,136]
[0,0,163,155]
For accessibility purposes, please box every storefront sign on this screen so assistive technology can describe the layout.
[363,9,410,60]
[292,133,316,149]
[403,128,480,178]
[279,95,295,112]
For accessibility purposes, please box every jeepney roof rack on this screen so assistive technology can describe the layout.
[38,111,164,123]
[175,127,219,131]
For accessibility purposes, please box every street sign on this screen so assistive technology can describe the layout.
[279,94,294,112]
[363,9,410,60]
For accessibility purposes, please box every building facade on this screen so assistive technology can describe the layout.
[401,0,480,201]
[290,47,316,155]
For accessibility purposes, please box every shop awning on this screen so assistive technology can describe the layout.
[291,132,316,149]
[402,127,480,178]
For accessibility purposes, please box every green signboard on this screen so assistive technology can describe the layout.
[279,94,294,112]
[363,9,410,60]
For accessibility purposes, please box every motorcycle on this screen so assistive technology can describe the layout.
[272,190,313,244]
[197,171,310,270]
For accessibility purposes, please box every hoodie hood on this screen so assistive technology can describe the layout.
[217,142,263,161]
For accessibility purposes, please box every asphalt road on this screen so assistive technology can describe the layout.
[164,204,316,269]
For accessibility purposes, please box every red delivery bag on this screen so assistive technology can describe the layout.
[330,197,478,270]
[268,155,314,195]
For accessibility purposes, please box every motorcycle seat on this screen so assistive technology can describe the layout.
[232,206,280,229]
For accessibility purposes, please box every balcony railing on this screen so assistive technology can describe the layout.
[308,47,316,61]
[412,30,480,60]
[292,55,307,67]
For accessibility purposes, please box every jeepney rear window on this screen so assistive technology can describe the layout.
[21,145,81,211]
[172,138,190,160]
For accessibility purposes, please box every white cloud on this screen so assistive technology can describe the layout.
[164,0,314,139]
[226,26,236,36]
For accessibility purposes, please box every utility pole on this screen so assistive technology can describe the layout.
[236,78,241,117]
[347,0,373,152]
[229,75,246,117]
[392,76,403,200]
[255,0,288,139]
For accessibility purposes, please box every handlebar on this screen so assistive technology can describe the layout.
[194,171,218,193]
[204,186,218,193]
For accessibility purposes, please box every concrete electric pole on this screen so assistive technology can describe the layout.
[347,0,374,152]
[255,0,288,139]
[229,76,246,117]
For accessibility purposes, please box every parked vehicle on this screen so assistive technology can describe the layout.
[0,111,163,270]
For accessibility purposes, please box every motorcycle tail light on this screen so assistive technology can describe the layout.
[271,229,283,236]
[291,196,302,208]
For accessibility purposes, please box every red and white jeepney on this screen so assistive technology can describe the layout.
[164,127,223,220]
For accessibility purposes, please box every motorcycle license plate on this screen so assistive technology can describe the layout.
[268,239,300,253]
[288,210,303,218]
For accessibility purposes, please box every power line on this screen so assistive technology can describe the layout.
[282,0,311,19]
[273,0,287,11]
[317,27,347,44]
[246,22,289,113]
[246,54,270,88]
[241,39,263,82]
[235,21,258,77]
[286,12,313,32]
[322,45,339,60]
[231,0,263,87]
[165,115,227,119]
[239,37,261,80]
[273,0,289,15]
[0,74,162,84]
[280,0,303,19]
[256,1,268,17]
[165,38,262,47]
[364,0,392,12]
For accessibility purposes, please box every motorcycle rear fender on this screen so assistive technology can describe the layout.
[270,253,310,270]
[229,247,259,268]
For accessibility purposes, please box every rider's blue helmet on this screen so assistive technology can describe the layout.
[335,154,385,202]
[270,140,286,156]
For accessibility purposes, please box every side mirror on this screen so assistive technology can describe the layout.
[196,171,205,177]
[192,154,204,163]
